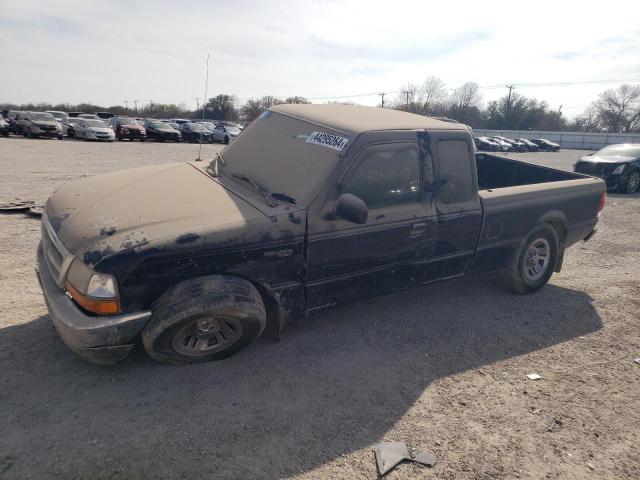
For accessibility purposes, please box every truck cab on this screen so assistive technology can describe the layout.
[37,104,605,365]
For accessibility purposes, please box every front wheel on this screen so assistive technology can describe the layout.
[142,276,267,364]
[620,170,639,194]
[503,224,559,294]
[224,135,229,144]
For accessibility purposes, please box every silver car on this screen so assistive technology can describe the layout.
[74,118,115,141]
[211,124,241,144]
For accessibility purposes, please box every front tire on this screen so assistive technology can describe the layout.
[142,276,267,364]
[503,224,559,294]
[620,170,639,194]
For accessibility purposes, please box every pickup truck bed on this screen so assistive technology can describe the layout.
[471,153,603,273]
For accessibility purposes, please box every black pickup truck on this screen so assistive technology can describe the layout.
[37,104,606,365]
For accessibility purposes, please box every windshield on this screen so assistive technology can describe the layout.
[47,111,67,120]
[85,119,107,127]
[30,113,55,121]
[219,111,346,206]
[187,123,206,131]
[149,122,168,128]
[596,145,640,158]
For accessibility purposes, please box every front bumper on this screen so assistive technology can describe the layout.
[36,245,151,364]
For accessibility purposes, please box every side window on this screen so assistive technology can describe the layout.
[342,143,420,209]
[436,140,476,204]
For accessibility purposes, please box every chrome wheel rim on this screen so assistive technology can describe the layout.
[523,238,550,282]
[171,316,243,356]
[627,172,639,192]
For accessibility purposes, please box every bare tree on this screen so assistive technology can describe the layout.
[392,83,421,112]
[448,82,482,122]
[592,84,640,133]
[284,96,311,104]
[419,76,448,115]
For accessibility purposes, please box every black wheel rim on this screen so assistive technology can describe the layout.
[171,316,244,356]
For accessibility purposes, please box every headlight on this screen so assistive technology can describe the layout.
[87,272,117,298]
[65,260,120,314]
[611,165,625,175]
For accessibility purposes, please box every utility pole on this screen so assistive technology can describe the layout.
[505,84,515,128]
[124,100,129,110]
[379,92,386,108]
[133,100,139,113]
[403,90,410,111]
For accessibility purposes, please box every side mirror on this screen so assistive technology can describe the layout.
[334,193,368,224]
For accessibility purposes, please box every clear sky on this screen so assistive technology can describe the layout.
[1,0,639,118]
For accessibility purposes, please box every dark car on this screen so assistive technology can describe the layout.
[144,121,182,142]
[36,104,605,365]
[531,138,560,151]
[518,138,540,152]
[22,112,64,139]
[180,122,212,143]
[0,116,10,136]
[108,117,147,141]
[574,144,640,194]
[7,111,26,135]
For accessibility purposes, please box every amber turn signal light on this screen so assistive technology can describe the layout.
[65,281,121,315]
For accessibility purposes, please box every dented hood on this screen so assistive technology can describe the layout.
[45,163,270,265]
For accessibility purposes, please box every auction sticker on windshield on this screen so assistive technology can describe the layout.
[306,131,349,151]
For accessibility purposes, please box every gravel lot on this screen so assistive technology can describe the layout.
[1,137,639,480]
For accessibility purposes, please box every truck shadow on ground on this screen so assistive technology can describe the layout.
[0,275,602,479]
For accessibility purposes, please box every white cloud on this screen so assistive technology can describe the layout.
[0,0,638,117]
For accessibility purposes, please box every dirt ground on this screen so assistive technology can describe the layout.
[0,136,639,480]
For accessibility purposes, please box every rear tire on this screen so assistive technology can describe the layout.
[224,135,229,144]
[142,276,267,364]
[503,224,559,294]
[620,170,639,194]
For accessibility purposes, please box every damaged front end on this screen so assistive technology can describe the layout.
[37,211,151,364]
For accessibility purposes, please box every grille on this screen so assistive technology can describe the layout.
[41,212,75,288]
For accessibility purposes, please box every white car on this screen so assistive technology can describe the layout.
[212,124,241,144]
[490,137,513,152]
[74,119,115,141]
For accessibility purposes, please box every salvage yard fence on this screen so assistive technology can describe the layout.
[473,129,640,150]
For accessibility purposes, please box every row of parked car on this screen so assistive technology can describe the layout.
[0,110,245,144]
[474,135,561,152]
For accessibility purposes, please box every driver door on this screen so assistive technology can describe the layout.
[306,133,439,310]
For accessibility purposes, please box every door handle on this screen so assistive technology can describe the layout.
[410,222,427,236]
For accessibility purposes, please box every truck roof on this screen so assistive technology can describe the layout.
[271,103,468,135]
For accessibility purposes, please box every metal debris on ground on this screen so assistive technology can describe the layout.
[0,200,44,217]
[373,441,437,477]
[527,373,542,380]
[375,442,411,477]
[413,450,438,467]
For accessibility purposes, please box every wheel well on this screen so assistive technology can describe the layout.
[546,220,567,246]
[247,280,284,341]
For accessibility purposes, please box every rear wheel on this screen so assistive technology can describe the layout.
[503,224,559,294]
[620,170,639,194]
[224,135,229,144]
[142,276,267,364]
